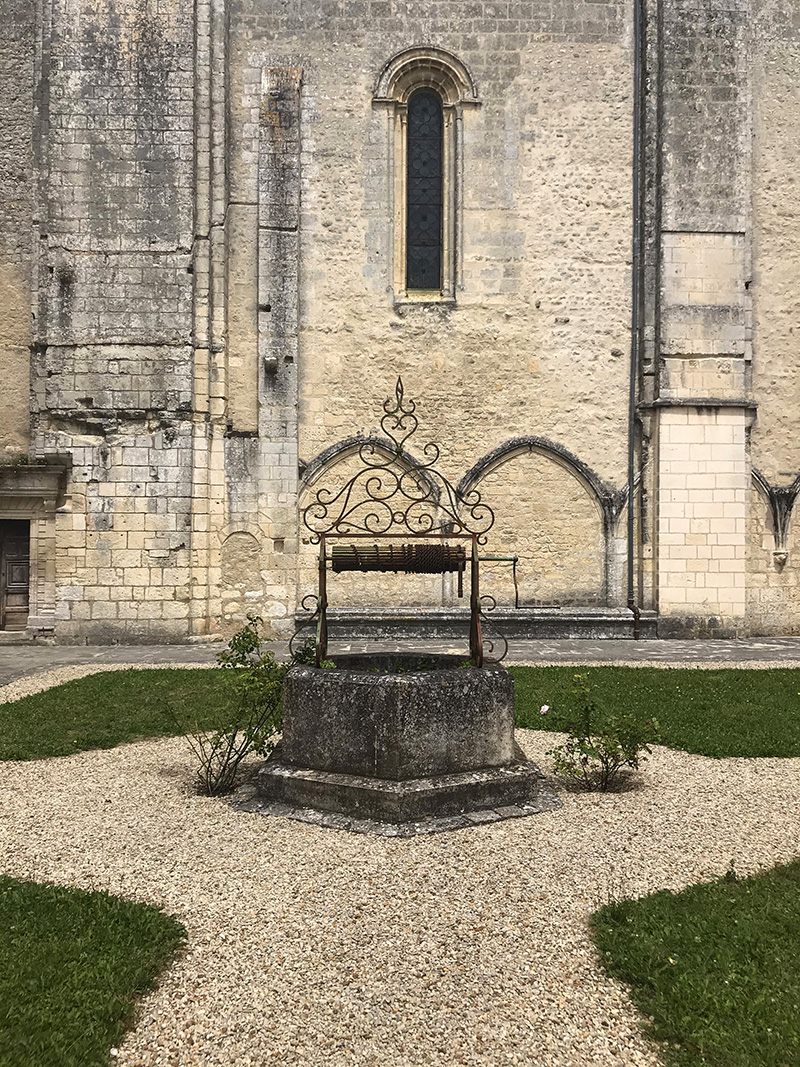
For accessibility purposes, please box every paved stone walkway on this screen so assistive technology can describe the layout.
[2,635,800,687]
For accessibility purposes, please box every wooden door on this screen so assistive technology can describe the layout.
[0,521,30,631]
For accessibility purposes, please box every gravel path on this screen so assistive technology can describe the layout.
[2,666,799,1066]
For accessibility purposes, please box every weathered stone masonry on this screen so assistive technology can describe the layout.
[0,0,799,639]
[25,0,197,640]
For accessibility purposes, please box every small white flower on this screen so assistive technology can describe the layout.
[540,704,549,715]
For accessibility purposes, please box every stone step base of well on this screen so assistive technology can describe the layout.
[235,784,563,837]
[251,746,562,834]
[314,607,658,641]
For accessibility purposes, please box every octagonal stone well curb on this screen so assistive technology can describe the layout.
[251,654,561,835]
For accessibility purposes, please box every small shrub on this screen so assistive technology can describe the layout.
[545,673,659,791]
[291,638,334,669]
[289,638,318,666]
[176,615,288,796]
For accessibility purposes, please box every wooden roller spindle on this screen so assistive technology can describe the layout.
[330,543,466,575]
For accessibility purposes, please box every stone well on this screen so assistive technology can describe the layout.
[254,654,559,833]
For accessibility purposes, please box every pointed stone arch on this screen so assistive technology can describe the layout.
[460,437,627,538]
[300,434,441,502]
[459,437,627,607]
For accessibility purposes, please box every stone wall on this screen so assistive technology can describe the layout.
[29,0,198,641]
[745,0,800,632]
[227,0,635,629]
[2,0,800,639]
[649,0,753,635]
[0,0,35,457]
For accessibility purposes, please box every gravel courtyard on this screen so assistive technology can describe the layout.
[2,664,799,1067]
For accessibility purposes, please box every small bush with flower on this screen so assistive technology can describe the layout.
[542,673,660,792]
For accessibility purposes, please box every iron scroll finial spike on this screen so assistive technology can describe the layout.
[303,379,495,540]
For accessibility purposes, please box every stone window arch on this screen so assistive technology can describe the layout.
[373,48,480,303]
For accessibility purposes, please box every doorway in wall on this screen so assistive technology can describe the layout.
[0,520,30,631]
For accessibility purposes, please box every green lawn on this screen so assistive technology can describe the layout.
[2,664,800,763]
[0,875,185,1067]
[592,859,800,1067]
[511,665,800,757]
[0,667,232,761]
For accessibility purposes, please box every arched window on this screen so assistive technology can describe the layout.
[406,89,443,291]
[374,48,480,303]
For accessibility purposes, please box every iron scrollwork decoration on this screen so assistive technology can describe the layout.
[296,377,507,667]
[288,594,325,662]
[478,594,509,664]
[303,377,495,544]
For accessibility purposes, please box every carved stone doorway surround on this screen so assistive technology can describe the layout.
[0,465,66,634]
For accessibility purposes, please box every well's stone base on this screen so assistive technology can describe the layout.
[254,743,560,828]
[237,761,561,837]
[253,656,561,835]
[281,656,515,779]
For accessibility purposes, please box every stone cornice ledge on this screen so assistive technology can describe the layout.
[0,463,69,507]
[638,398,757,411]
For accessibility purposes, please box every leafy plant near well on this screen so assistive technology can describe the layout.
[0,620,292,794]
[591,858,800,1067]
[511,665,800,758]
[173,615,287,796]
[0,874,185,1067]
[0,667,230,762]
[543,672,659,791]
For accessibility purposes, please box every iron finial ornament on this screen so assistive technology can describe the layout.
[302,376,495,545]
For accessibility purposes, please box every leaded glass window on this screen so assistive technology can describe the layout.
[406,89,443,290]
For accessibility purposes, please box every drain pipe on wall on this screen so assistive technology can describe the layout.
[627,0,645,639]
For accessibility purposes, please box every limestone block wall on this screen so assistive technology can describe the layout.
[4,0,800,639]
[656,409,748,623]
[473,453,609,608]
[224,0,636,629]
[745,0,800,632]
[660,232,749,399]
[0,0,35,458]
[28,0,198,641]
[292,426,628,617]
[650,0,753,635]
[746,482,800,634]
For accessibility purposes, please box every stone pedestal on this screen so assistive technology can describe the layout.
[254,654,559,834]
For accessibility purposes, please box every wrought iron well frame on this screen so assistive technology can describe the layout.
[293,377,507,667]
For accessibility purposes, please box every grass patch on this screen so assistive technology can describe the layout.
[591,859,800,1067]
[0,668,231,761]
[0,874,185,1067]
[511,665,800,758]
[3,664,800,763]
